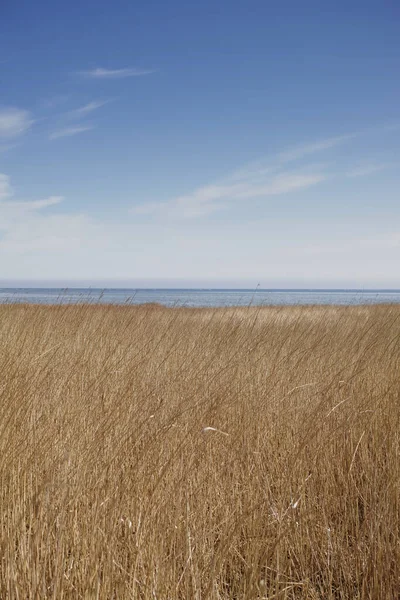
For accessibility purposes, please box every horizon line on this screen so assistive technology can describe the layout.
[1,285,400,292]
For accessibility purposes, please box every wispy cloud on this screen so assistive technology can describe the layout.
[277,133,356,163]
[49,125,94,140]
[0,107,34,139]
[0,173,102,260]
[40,94,71,109]
[11,196,63,210]
[132,171,326,219]
[380,122,400,133]
[79,67,154,79]
[0,144,17,153]
[68,100,110,119]
[0,173,13,200]
[131,134,349,219]
[0,173,63,226]
[346,163,393,178]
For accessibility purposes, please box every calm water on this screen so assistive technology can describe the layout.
[1,288,400,307]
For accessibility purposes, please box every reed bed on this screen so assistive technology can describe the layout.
[0,302,399,599]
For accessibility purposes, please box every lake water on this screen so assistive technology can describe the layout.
[1,288,400,307]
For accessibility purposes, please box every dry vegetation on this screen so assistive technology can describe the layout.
[0,302,399,599]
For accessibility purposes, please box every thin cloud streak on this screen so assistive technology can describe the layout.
[68,100,110,118]
[346,163,393,178]
[0,174,63,211]
[11,196,63,210]
[80,67,154,79]
[277,133,356,163]
[131,133,348,219]
[0,107,34,139]
[132,171,326,219]
[49,125,94,140]
[0,174,100,258]
[230,123,393,182]
[132,127,398,219]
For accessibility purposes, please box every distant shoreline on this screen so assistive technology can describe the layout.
[1,287,400,292]
[1,287,400,308]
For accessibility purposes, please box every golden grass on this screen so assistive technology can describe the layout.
[0,302,399,599]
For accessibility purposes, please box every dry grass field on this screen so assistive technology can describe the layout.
[0,302,399,599]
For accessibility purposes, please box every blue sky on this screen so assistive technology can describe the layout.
[0,0,399,287]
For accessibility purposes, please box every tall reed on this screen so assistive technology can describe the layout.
[0,303,399,598]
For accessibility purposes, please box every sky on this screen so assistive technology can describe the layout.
[0,0,399,288]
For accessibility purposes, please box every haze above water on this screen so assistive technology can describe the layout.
[1,288,400,307]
